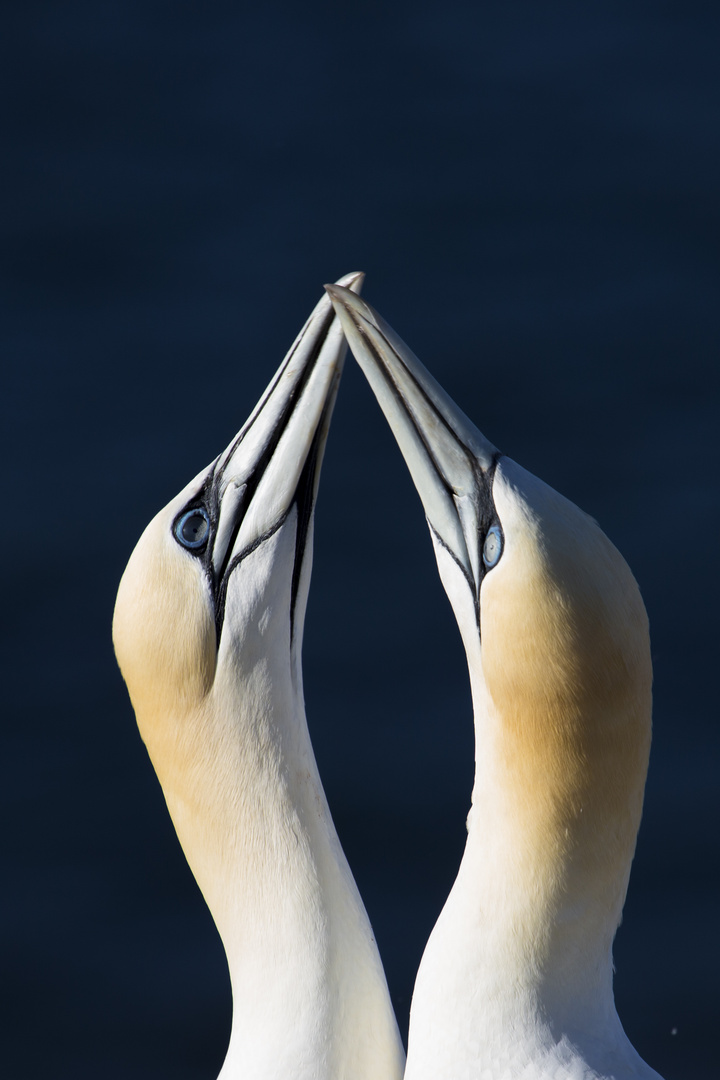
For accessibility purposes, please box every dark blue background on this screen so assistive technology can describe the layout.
[2,2,718,1077]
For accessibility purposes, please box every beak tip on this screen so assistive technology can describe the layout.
[324,282,379,333]
[330,271,365,297]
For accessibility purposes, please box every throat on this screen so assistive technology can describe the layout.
[449,821,619,1017]
[404,827,634,1080]
[155,689,401,1079]
[162,701,355,1007]
[403,678,647,1079]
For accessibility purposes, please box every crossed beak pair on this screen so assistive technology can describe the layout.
[207,272,498,638]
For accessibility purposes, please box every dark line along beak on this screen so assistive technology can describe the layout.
[206,272,364,630]
[325,284,499,597]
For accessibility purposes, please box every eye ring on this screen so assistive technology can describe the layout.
[175,508,210,550]
[482,525,503,569]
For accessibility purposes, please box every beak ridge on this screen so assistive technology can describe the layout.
[210,273,363,580]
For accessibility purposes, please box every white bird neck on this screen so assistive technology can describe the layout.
[405,652,657,1080]
[132,533,403,1080]
[149,643,400,1079]
[405,490,658,1079]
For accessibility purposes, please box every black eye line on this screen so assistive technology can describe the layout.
[356,328,504,569]
[203,305,337,646]
[427,460,502,636]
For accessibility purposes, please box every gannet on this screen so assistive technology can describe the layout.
[327,285,662,1080]
[112,275,405,1080]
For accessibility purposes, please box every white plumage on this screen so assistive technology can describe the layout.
[328,284,663,1080]
[113,275,405,1080]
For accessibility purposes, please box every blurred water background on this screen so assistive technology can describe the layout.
[2,2,718,1077]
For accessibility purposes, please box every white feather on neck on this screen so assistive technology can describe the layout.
[404,459,659,1080]
[114,504,404,1080]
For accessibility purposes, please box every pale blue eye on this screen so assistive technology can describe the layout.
[482,526,503,569]
[175,508,210,550]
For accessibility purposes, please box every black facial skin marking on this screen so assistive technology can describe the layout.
[170,305,336,647]
[428,488,503,635]
[352,327,503,632]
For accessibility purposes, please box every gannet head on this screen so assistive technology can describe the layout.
[327,285,653,1032]
[113,274,363,906]
[113,274,406,1080]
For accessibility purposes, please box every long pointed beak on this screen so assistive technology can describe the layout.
[209,272,363,589]
[325,284,499,595]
